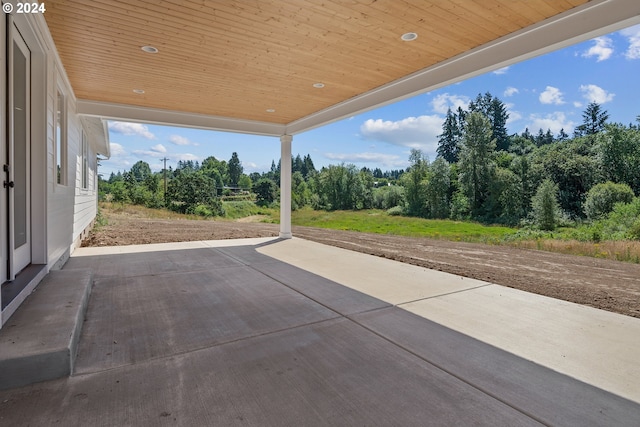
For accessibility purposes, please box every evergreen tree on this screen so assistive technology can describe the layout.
[293,154,304,175]
[469,92,509,151]
[436,108,461,163]
[228,152,243,186]
[557,128,569,141]
[302,154,316,178]
[521,128,534,142]
[489,97,510,151]
[574,102,609,137]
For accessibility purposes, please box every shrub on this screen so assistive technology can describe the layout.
[531,179,560,231]
[386,206,405,216]
[372,186,405,210]
[254,178,278,207]
[596,197,640,240]
[584,181,635,220]
[630,218,640,241]
[192,204,214,217]
[449,191,470,220]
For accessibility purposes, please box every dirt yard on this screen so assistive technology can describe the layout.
[82,210,640,319]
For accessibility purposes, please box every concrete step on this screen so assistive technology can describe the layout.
[0,269,93,390]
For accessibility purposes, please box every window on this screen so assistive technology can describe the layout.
[81,130,89,189]
[55,88,67,185]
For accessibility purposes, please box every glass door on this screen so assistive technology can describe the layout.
[7,22,31,279]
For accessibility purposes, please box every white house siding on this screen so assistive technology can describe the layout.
[46,59,75,270]
[71,115,99,251]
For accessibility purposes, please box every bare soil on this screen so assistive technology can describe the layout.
[82,211,640,318]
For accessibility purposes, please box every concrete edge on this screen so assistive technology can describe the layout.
[0,269,94,390]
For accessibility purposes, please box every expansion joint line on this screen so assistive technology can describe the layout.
[395,283,492,307]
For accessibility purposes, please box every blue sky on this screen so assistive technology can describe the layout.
[102,24,640,177]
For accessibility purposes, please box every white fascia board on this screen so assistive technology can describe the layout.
[80,116,110,158]
[285,0,640,135]
[76,99,286,138]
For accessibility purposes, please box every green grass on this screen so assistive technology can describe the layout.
[222,201,278,220]
[100,202,640,263]
[285,208,517,243]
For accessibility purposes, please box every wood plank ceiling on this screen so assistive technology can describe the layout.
[45,0,590,125]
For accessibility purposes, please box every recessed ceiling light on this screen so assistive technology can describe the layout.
[401,32,418,41]
[133,89,145,94]
[141,45,159,53]
[266,109,276,113]
[313,83,325,88]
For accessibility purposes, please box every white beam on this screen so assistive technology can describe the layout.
[279,134,293,239]
[77,99,286,137]
[286,0,640,135]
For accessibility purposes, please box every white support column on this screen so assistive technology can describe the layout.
[279,134,293,239]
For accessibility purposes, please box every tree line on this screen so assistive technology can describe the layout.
[100,92,640,236]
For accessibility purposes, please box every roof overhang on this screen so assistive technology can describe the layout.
[45,0,640,138]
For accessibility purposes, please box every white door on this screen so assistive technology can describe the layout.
[6,22,31,279]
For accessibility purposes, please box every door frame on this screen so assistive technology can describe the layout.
[7,18,32,278]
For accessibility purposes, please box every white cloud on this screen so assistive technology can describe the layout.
[324,152,406,168]
[504,87,519,97]
[151,144,167,153]
[109,142,126,157]
[360,115,442,155]
[525,112,574,134]
[620,24,640,59]
[132,149,165,158]
[582,37,614,61]
[505,103,522,124]
[431,93,469,114]
[169,134,198,146]
[173,153,199,162]
[493,66,509,75]
[580,84,615,104]
[108,121,155,140]
[539,86,564,105]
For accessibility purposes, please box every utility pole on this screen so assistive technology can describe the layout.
[161,157,169,206]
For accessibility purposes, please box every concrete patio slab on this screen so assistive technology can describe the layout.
[1,237,638,426]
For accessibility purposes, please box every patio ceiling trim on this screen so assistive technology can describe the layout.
[286,0,640,135]
[76,99,286,137]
